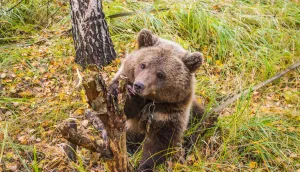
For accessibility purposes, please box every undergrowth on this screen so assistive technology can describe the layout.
[0,0,299,171]
[0,0,69,44]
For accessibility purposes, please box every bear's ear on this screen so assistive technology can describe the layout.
[182,52,203,73]
[137,29,158,49]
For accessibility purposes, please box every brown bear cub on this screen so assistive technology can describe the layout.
[109,29,203,171]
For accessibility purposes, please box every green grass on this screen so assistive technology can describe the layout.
[0,0,69,44]
[213,96,299,171]
[0,0,300,171]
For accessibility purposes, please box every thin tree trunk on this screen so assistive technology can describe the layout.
[70,0,116,68]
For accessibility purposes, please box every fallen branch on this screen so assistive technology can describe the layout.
[59,118,113,159]
[61,119,77,162]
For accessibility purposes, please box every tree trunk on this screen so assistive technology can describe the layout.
[66,0,129,171]
[70,0,116,68]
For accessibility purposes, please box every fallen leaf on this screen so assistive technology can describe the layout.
[216,60,223,66]
[0,73,6,78]
[288,127,296,132]
[39,67,47,74]
[186,154,196,164]
[290,153,298,158]
[18,135,28,144]
[249,161,257,169]
[5,111,12,116]
[18,90,34,98]
[24,76,31,81]
[6,163,18,171]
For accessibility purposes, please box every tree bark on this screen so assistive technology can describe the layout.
[60,71,129,171]
[82,71,129,172]
[59,118,113,159]
[70,0,116,68]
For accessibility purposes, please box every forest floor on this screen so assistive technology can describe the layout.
[0,0,300,171]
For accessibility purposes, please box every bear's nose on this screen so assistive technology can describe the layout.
[133,82,145,92]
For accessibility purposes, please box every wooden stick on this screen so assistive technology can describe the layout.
[59,119,113,159]
[62,119,77,162]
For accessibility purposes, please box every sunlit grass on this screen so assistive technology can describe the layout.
[0,0,299,171]
[0,0,69,44]
[104,0,300,170]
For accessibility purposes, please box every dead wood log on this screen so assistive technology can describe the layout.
[61,119,78,162]
[59,118,113,159]
[82,71,128,172]
[60,68,129,171]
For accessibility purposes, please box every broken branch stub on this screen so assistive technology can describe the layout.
[83,72,129,172]
[62,120,77,162]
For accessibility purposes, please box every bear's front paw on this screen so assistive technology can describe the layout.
[126,84,136,97]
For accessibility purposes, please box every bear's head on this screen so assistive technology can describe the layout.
[130,29,203,103]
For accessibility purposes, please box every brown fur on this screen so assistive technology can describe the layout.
[109,29,203,171]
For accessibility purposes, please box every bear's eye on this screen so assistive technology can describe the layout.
[140,64,146,70]
[156,72,164,79]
